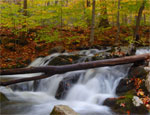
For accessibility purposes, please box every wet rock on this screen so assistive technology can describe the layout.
[116,78,134,95]
[48,55,81,66]
[55,72,81,99]
[103,91,148,114]
[50,105,78,115]
[48,46,65,54]
[116,65,148,95]
[0,92,9,103]
[128,66,147,79]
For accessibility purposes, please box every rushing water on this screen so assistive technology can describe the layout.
[0,47,150,115]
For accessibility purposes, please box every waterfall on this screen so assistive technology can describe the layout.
[0,48,149,115]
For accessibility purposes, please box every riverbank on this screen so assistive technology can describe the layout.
[0,26,150,69]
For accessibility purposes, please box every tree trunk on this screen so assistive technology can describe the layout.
[0,53,149,86]
[128,0,146,56]
[133,0,146,40]
[90,0,96,44]
[23,0,27,16]
[117,0,121,40]
[86,0,91,7]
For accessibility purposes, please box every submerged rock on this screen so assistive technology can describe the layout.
[50,105,79,115]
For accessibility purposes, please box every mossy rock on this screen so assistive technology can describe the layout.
[104,90,148,114]
[0,92,9,103]
[48,55,81,66]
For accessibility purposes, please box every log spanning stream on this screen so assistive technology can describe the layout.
[0,48,150,115]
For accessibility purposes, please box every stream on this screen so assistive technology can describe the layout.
[0,47,150,115]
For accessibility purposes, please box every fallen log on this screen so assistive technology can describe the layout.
[0,53,149,86]
[0,74,49,86]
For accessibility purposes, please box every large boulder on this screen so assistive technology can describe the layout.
[50,105,78,115]
[103,91,148,114]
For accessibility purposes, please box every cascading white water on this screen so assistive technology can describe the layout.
[0,48,149,115]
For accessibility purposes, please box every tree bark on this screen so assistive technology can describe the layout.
[117,0,121,40]
[23,0,27,16]
[0,53,149,86]
[133,0,146,40]
[90,0,96,44]
[86,0,91,7]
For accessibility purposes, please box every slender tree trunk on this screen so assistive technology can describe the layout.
[23,0,27,16]
[90,0,96,44]
[117,0,121,40]
[133,0,146,40]
[60,0,63,28]
[143,14,146,25]
[86,0,91,7]
[128,0,146,56]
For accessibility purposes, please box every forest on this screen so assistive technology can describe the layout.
[0,0,150,115]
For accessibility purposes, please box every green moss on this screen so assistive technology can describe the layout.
[113,90,148,114]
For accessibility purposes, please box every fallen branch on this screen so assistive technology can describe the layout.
[0,74,49,86]
[0,53,149,86]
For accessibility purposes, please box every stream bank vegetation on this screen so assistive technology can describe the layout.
[0,0,150,114]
